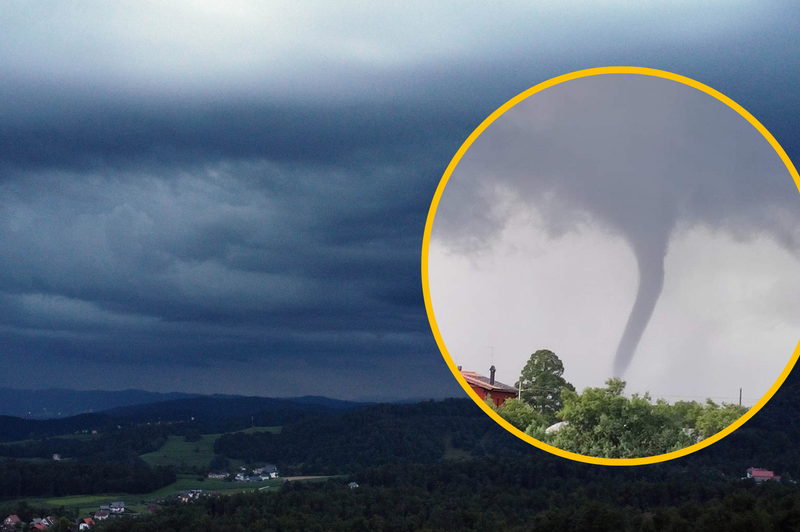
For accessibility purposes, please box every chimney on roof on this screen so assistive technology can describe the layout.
[489,365,496,385]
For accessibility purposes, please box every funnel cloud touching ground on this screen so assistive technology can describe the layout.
[429,74,800,394]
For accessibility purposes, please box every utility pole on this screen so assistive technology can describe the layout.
[739,388,742,407]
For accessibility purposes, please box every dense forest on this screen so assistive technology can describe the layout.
[213,399,528,474]
[94,465,800,532]
[0,460,176,498]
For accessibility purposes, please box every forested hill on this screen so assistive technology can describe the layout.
[214,399,528,474]
[0,388,199,419]
[0,413,112,443]
[0,395,372,442]
[104,395,371,432]
[211,368,800,478]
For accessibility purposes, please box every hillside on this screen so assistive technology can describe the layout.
[0,388,199,419]
[0,394,371,442]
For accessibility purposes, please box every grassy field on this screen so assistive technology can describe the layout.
[4,426,287,518]
[239,426,281,435]
[21,475,289,518]
[139,426,280,470]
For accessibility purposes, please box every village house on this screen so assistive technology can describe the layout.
[177,490,203,503]
[207,472,228,479]
[109,502,125,514]
[93,511,109,521]
[460,365,518,407]
[3,515,21,531]
[746,467,781,482]
[253,464,279,478]
[348,482,359,489]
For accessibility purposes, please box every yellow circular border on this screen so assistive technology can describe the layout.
[421,66,800,466]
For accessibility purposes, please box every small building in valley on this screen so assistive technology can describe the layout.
[746,468,781,482]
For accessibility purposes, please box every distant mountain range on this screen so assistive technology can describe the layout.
[0,388,201,419]
[0,387,465,442]
[0,388,386,419]
[0,389,378,442]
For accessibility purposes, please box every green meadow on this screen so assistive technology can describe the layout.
[22,475,286,518]
[139,426,280,470]
[5,426,285,518]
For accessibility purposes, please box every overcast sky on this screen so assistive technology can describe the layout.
[0,1,798,399]
[428,73,799,405]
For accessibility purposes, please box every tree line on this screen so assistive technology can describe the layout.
[92,456,800,532]
[0,460,176,498]
[490,349,747,458]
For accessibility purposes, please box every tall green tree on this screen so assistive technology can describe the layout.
[517,349,575,423]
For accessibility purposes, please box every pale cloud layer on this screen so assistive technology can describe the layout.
[430,215,800,404]
[428,73,800,405]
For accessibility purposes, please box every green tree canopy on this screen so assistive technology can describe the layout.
[695,399,748,439]
[547,378,696,458]
[518,349,575,423]
[495,398,546,432]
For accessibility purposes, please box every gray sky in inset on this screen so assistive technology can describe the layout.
[429,74,800,405]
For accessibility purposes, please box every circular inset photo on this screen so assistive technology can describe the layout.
[422,67,800,465]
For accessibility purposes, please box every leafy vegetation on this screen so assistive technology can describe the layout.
[517,349,576,423]
[495,351,748,458]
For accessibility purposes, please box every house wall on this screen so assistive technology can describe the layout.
[470,385,516,407]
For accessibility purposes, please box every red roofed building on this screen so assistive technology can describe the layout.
[461,366,518,407]
[3,515,20,527]
[746,468,781,482]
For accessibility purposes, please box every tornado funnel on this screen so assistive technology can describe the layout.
[612,232,669,377]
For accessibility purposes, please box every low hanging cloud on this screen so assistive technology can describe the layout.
[432,74,799,376]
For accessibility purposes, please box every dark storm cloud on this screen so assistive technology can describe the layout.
[0,0,798,396]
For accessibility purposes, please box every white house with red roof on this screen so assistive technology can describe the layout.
[746,467,781,482]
